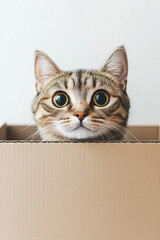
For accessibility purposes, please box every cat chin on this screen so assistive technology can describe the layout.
[57,126,100,140]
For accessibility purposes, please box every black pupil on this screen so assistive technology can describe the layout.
[55,93,67,106]
[95,92,107,105]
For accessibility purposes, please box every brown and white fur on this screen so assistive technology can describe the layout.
[32,47,130,141]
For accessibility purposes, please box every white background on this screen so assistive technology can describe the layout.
[0,0,160,126]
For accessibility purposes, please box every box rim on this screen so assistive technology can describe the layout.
[0,140,160,144]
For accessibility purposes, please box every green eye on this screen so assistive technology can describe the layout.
[93,90,109,107]
[52,92,69,108]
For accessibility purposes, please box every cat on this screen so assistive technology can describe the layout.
[32,47,130,141]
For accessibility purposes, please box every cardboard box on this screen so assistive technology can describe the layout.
[0,124,160,240]
[1,124,160,141]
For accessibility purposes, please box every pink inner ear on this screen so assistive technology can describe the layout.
[35,70,44,92]
[35,73,43,85]
[35,74,40,83]
[35,56,42,78]
[120,72,127,81]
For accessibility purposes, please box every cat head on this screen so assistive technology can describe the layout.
[32,47,130,141]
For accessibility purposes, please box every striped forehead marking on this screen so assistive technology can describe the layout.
[44,70,119,96]
[68,71,97,90]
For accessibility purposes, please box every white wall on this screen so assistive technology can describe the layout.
[0,0,160,126]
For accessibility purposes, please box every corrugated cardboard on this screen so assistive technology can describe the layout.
[0,125,160,240]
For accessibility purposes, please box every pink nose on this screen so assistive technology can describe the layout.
[74,111,87,121]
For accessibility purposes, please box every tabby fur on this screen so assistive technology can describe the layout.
[32,47,130,141]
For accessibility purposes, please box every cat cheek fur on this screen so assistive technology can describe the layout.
[32,47,130,141]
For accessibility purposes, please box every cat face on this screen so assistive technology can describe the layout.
[32,47,130,141]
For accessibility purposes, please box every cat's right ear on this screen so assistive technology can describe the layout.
[34,51,63,92]
[100,47,128,91]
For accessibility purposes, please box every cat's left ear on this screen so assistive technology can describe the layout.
[35,51,63,92]
[100,47,128,91]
